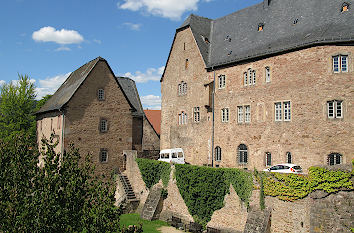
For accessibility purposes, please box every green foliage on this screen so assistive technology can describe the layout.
[175,164,228,227]
[0,135,122,232]
[161,189,168,200]
[263,167,353,201]
[135,158,171,189]
[0,74,37,142]
[223,168,253,206]
[34,94,52,112]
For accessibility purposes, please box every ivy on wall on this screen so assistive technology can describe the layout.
[263,167,353,201]
[175,164,253,227]
[135,158,171,189]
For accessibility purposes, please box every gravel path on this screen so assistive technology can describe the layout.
[157,226,186,233]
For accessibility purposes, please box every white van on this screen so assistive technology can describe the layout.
[158,148,185,164]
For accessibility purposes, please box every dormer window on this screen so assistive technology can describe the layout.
[258,23,264,32]
[98,89,105,100]
[341,2,349,12]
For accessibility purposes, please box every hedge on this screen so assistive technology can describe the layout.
[135,158,171,189]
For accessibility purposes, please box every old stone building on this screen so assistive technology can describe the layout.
[161,0,354,171]
[36,57,159,176]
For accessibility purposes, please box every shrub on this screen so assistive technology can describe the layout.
[135,158,171,189]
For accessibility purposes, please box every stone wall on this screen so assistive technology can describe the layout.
[64,60,133,177]
[142,116,160,151]
[161,24,354,172]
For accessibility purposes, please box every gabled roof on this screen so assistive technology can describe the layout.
[36,57,137,115]
[165,0,354,71]
[144,110,161,135]
[116,77,144,117]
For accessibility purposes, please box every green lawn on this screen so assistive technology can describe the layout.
[119,213,170,233]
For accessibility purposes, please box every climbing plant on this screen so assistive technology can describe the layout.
[135,158,171,189]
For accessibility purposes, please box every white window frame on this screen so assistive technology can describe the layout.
[100,119,108,132]
[283,101,291,121]
[244,72,248,86]
[333,55,349,73]
[252,70,256,85]
[275,102,282,121]
[238,144,248,164]
[98,89,105,100]
[245,105,251,123]
[221,108,229,122]
[193,107,200,123]
[248,69,252,86]
[327,100,343,119]
[237,106,244,123]
[215,146,222,161]
[179,111,187,125]
[265,66,271,83]
[218,75,226,89]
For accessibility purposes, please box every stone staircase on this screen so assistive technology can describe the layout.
[243,208,271,233]
[117,173,139,213]
[141,185,162,220]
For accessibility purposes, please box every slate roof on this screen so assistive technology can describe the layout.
[144,110,161,135]
[116,77,144,117]
[36,57,140,115]
[177,0,354,69]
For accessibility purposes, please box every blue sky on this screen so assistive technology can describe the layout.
[0,0,261,109]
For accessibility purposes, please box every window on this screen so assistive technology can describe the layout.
[178,81,187,96]
[218,75,226,89]
[248,69,252,86]
[244,72,248,86]
[245,105,251,123]
[100,119,108,132]
[221,108,229,122]
[265,152,272,166]
[178,111,187,125]
[185,59,189,69]
[100,149,108,163]
[275,101,291,121]
[333,55,348,73]
[265,67,271,82]
[284,101,291,121]
[238,144,248,164]
[50,118,53,132]
[215,146,221,161]
[237,106,244,123]
[98,89,105,100]
[275,102,282,121]
[328,153,342,165]
[327,100,343,118]
[252,70,256,85]
[286,152,292,164]
[193,107,200,123]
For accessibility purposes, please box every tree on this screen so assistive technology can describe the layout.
[34,94,52,112]
[0,74,36,142]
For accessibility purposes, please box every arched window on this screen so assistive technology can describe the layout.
[238,144,248,164]
[341,2,349,12]
[286,152,292,164]
[265,152,272,166]
[328,153,342,166]
[215,146,221,161]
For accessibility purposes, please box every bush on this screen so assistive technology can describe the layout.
[135,158,171,189]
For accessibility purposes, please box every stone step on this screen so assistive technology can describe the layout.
[141,185,162,221]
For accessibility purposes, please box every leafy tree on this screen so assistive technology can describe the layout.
[0,74,36,142]
[34,94,52,112]
[0,135,122,232]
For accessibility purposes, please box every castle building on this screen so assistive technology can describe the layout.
[160,0,354,171]
[36,57,159,176]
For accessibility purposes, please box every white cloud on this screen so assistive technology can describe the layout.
[123,66,164,83]
[93,39,102,44]
[123,22,142,31]
[0,80,5,86]
[32,26,84,45]
[35,73,71,99]
[141,95,161,110]
[55,46,71,52]
[118,0,209,20]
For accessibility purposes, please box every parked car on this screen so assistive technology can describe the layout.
[158,148,185,164]
[263,163,303,174]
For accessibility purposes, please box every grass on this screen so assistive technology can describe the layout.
[119,213,170,233]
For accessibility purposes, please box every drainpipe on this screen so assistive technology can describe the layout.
[60,109,65,155]
[211,68,215,167]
